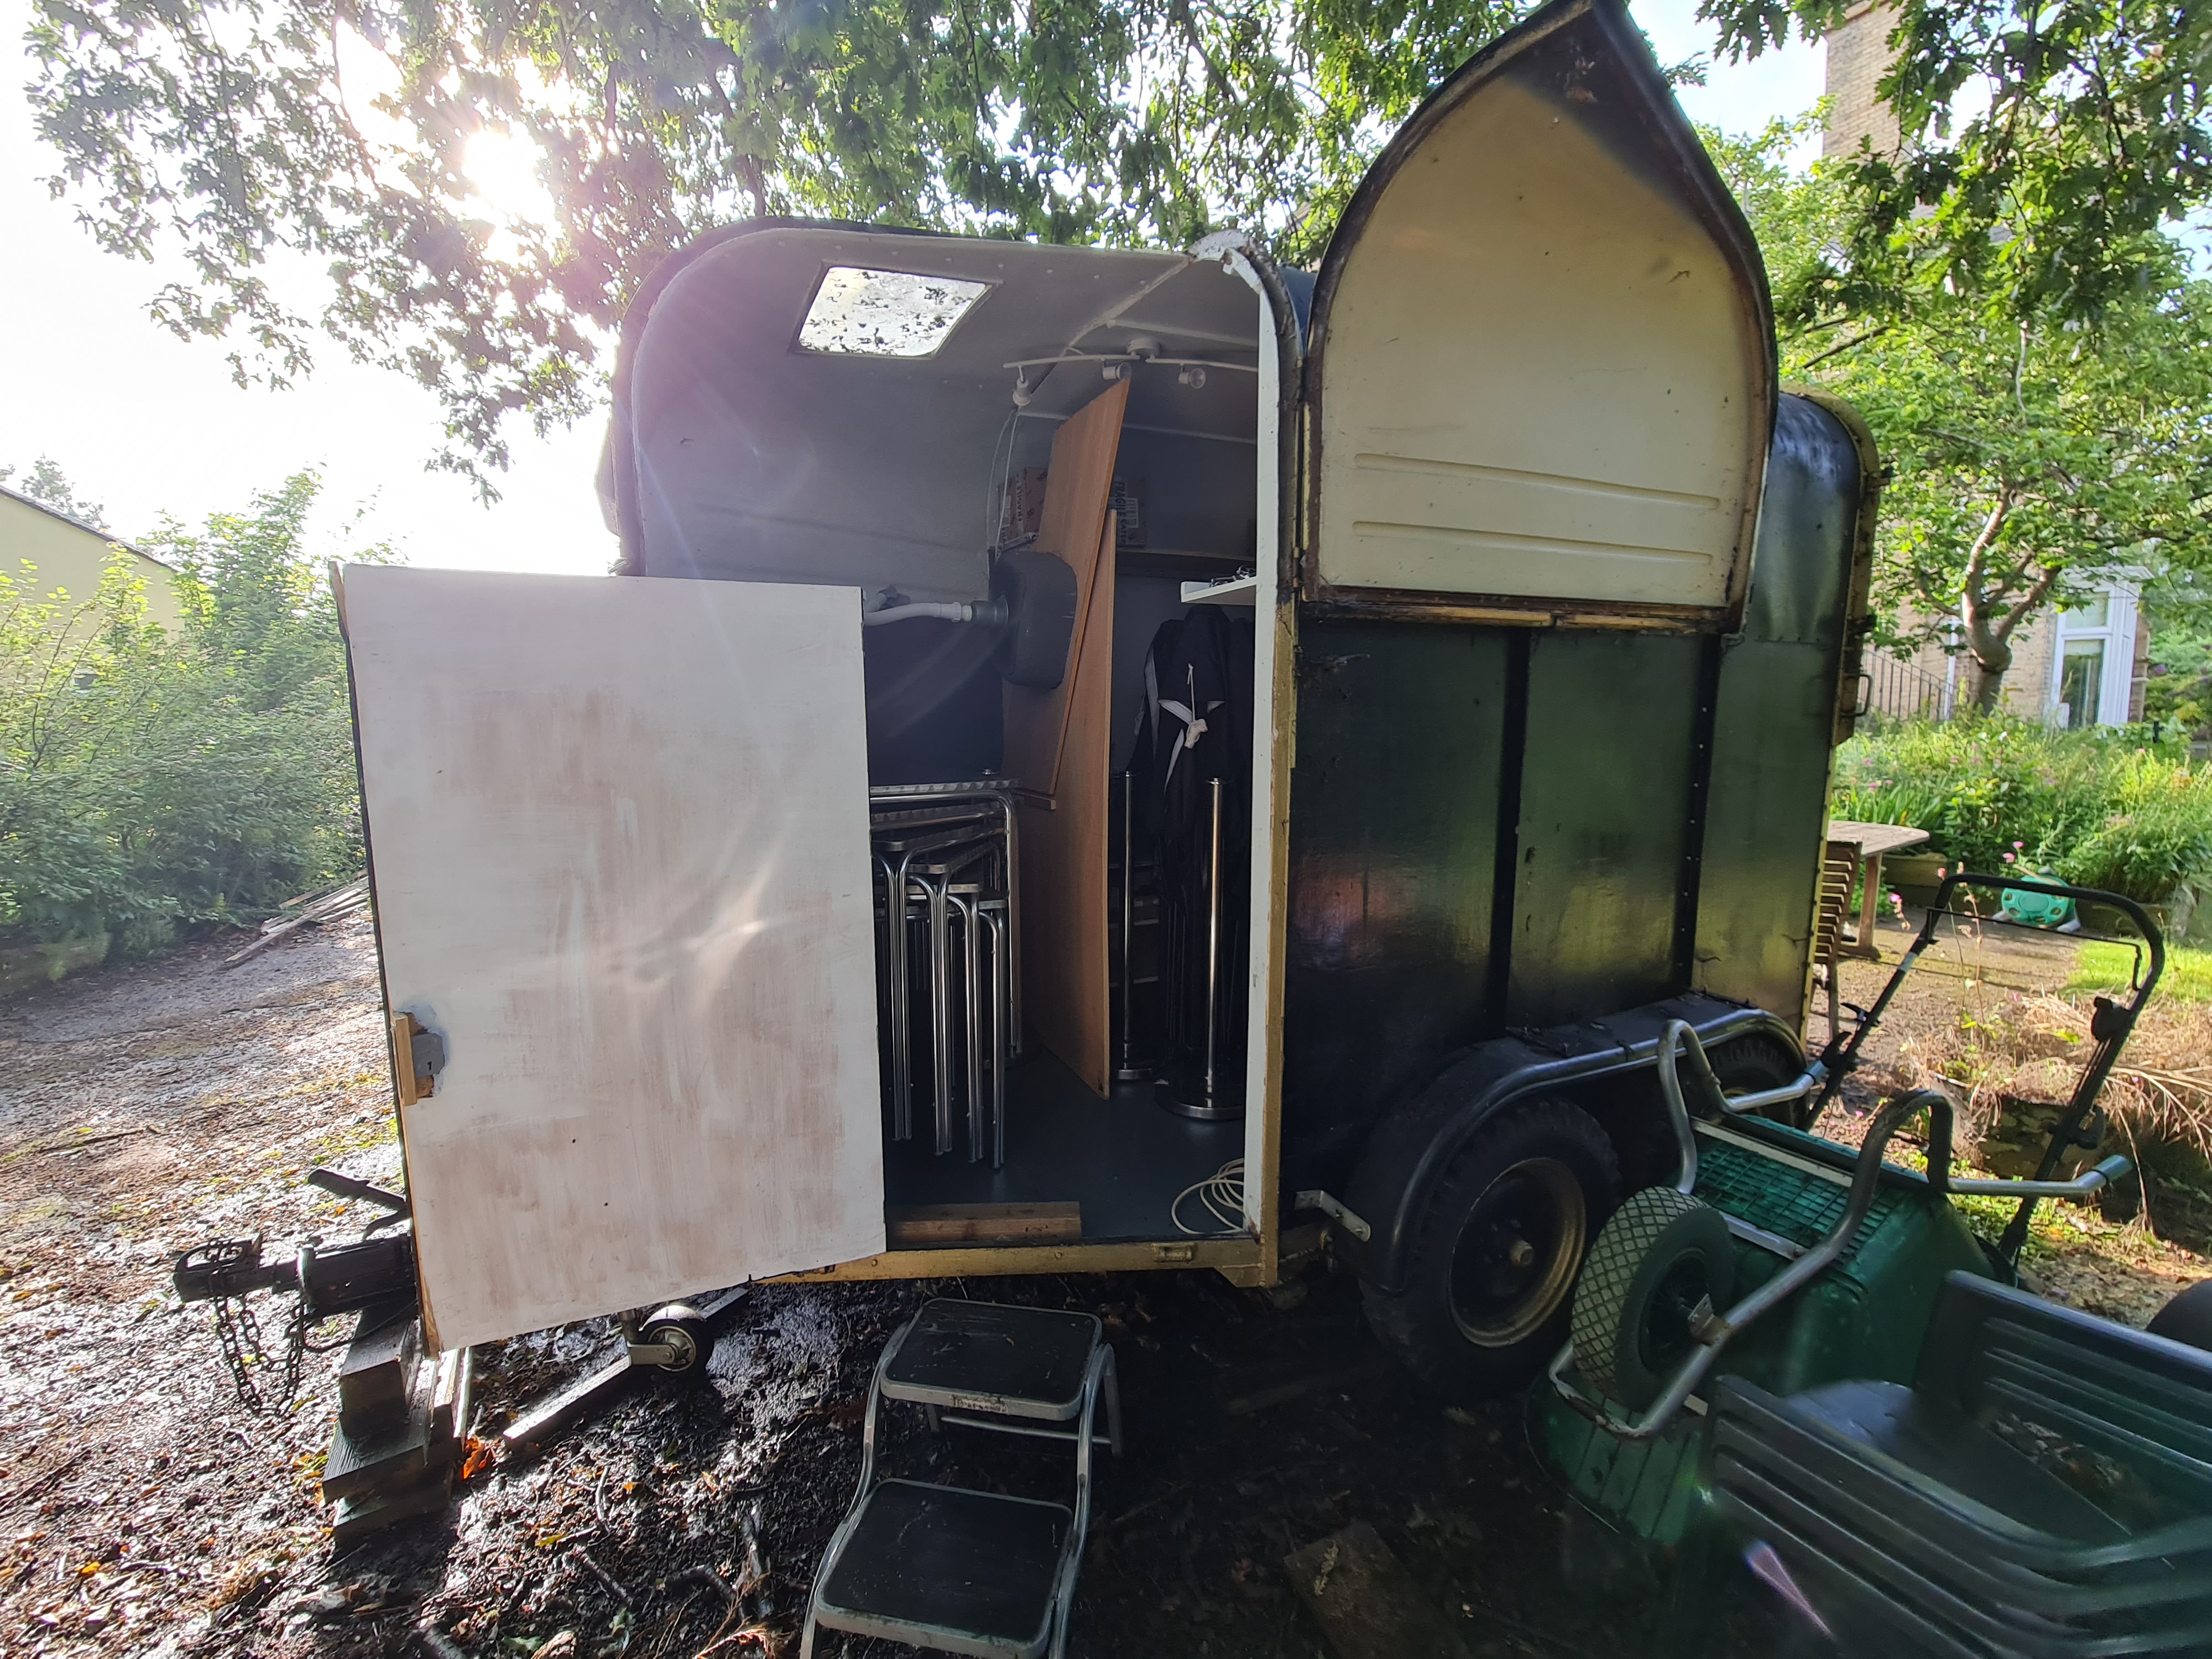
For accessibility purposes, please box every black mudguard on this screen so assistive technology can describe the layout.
[1338,993,1802,1293]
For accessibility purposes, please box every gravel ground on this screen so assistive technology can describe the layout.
[2,923,1739,1659]
[3,912,2199,1659]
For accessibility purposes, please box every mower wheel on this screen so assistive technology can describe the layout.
[2149,1279,2212,1353]
[1360,1097,1620,1399]
[639,1303,713,1376]
[1571,1187,1735,1411]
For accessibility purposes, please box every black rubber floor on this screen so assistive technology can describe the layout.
[816,1479,1068,1653]
[884,1300,1100,1415]
[880,1045,1244,1241]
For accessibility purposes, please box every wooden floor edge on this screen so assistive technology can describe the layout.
[769,1235,1264,1282]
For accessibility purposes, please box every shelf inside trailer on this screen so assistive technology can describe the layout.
[1117,547,1244,582]
[880,1047,1243,1244]
[1180,575,1257,606]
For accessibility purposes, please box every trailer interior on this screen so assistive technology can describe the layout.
[611,227,1281,1250]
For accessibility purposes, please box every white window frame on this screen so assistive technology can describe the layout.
[2046,577,2140,728]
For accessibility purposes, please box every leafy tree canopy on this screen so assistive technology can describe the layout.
[1702,0,2212,325]
[1711,114,2212,708]
[24,0,1527,483]
[31,0,2212,489]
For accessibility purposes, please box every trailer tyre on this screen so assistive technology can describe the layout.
[1704,1034,1813,1129]
[2148,1279,2212,1353]
[1361,1098,1620,1398]
[1570,1187,1735,1411]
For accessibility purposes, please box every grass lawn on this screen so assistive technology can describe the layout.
[2065,939,2212,1002]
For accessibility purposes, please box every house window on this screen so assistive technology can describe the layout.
[2059,641,2104,729]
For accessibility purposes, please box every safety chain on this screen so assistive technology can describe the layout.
[211,1295,309,1416]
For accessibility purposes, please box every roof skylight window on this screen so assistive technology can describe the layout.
[798,267,990,357]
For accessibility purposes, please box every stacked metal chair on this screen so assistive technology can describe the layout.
[802,1300,1121,1658]
[870,784,1016,1165]
[1712,1272,2212,1656]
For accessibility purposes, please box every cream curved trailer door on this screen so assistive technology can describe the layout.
[339,565,885,1353]
[1301,0,1775,622]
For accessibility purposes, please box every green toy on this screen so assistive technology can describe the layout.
[1999,870,2077,929]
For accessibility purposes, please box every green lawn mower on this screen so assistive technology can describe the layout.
[1535,873,2212,1656]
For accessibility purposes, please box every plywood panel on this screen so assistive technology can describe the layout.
[1016,514,1117,1094]
[1004,377,1128,797]
[342,565,885,1352]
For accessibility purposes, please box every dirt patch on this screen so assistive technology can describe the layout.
[1811,907,2211,1321]
[3,925,1747,1659]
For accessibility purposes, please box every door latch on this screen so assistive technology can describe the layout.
[391,1013,446,1106]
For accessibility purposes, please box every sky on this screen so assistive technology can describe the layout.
[0,0,1824,578]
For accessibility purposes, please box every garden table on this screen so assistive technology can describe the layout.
[1827,820,1932,960]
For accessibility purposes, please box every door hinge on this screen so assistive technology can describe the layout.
[392,1013,446,1107]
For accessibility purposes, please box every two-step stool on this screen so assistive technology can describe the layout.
[802,1300,1123,1658]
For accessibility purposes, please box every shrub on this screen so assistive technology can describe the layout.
[0,474,370,951]
[1833,718,2212,906]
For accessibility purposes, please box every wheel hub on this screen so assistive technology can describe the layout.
[1446,1157,1587,1348]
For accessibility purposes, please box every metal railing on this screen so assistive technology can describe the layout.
[1862,650,1955,723]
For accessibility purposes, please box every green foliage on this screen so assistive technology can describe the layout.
[1705,121,2212,708]
[2140,568,2212,734]
[1833,719,2212,905]
[0,474,369,950]
[1703,0,2212,326]
[23,0,1529,486]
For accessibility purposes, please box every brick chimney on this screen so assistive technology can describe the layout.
[1823,2,1902,159]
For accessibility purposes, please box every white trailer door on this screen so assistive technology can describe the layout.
[341,565,885,1352]
[1303,0,1773,619]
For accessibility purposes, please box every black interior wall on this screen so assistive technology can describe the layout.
[862,618,1003,784]
[1110,576,1196,774]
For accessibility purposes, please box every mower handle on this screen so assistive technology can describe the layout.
[1820,874,2160,1269]
[1931,872,2165,990]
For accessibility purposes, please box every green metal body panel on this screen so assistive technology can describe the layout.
[1282,395,1869,1193]
[1279,627,1511,1176]
[1507,631,1707,1030]
[1693,396,1867,1020]
[1538,1129,1991,1545]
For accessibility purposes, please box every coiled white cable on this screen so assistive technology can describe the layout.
[1171,1157,1247,1235]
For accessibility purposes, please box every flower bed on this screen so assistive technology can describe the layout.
[1833,720,2212,910]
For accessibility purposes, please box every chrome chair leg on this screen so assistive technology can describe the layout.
[950,891,985,1162]
[983,903,1009,1170]
[922,873,954,1155]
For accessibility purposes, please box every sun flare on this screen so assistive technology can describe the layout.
[462,127,559,231]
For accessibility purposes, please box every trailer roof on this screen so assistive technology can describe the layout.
[608,225,1267,601]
